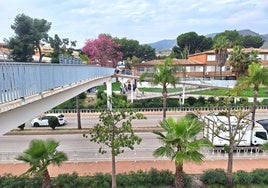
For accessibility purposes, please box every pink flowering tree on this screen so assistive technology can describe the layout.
[82,34,123,67]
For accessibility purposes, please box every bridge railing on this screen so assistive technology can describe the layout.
[0,62,115,104]
[46,105,268,114]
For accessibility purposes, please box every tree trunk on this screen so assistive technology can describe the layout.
[252,86,258,127]
[42,168,52,188]
[37,42,43,63]
[227,147,234,188]
[162,88,167,120]
[174,163,184,188]
[111,150,117,188]
[76,95,82,129]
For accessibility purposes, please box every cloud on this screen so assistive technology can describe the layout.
[0,0,267,48]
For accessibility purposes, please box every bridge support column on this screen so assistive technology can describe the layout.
[182,84,185,105]
[106,78,112,110]
[130,79,134,103]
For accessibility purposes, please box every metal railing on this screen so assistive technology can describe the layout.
[46,105,268,114]
[0,62,115,104]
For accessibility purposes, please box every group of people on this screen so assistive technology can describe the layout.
[120,82,137,94]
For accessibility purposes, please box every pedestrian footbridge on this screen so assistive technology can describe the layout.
[0,62,116,135]
[0,62,236,135]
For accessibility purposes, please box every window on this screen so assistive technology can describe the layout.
[207,55,215,61]
[137,67,145,73]
[255,132,267,140]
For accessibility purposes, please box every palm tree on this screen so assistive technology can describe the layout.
[229,45,248,78]
[229,46,261,78]
[235,62,268,125]
[153,116,211,188]
[139,58,178,120]
[16,139,68,188]
[213,36,230,79]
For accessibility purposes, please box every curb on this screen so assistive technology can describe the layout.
[5,127,163,136]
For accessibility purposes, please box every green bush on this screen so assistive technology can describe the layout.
[200,168,228,186]
[52,172,81,188]
[251,168,268,185]
[18,123,25,130]
[207,96,216,105]
[0,174,41,187]
[233,170,252,186]
[261,99,268,105]
[186,96,197,106]
[48,116,60,130]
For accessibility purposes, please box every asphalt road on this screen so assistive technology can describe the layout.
[1,112,268,163]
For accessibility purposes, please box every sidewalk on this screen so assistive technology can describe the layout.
[2,159,268,177]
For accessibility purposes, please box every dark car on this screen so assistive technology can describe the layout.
[257,119,268,131]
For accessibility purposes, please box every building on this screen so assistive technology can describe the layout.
[0,43,12,62]
[131,48,268,80]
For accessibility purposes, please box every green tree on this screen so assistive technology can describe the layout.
[32,18,51,62]
[229,45,249,78]
[214,30,242,46]
[48,34,77,63]
[242,35,264,48]
[7,13,51,62]
[115,37,156,67]
[213,35,230,79]
[16,139,68,188]
[229,46,261,78]
[139,58,178,120]
[200,94,260,187]
[176,32,213,58]
[153,116,211,188]
[86,97,146,188]
[235,63,268,125]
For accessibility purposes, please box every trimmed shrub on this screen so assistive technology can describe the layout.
[200,168,228,186]
[52,172,80,188]
[48,116,60,130]
[251,168,268,185]
[18,123,25,130]
[233,170,252,186]
[186,96,197,106]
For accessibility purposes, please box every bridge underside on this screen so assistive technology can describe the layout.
[0,76,112,135]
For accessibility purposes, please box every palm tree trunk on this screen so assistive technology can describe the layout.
[252,86,258,127]
[227,146,234,188]
[162,88,167,120]
[111,150,117,188]
[174,163,184,188]
[42,168,52,188]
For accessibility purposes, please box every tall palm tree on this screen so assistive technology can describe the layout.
[235,63,268,125]
[229,45,248,78]
[229,46,261,78]
[213,36,230,79]
[139,58,178,120]
[16,139,68,188]
[153,116,211,188]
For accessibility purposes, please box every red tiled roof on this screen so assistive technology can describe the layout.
[135,58,205,67]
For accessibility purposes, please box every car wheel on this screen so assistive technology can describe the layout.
[34,123,40,127]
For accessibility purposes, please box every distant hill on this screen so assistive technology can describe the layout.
[148,29,268,51]
[148,39,176,52]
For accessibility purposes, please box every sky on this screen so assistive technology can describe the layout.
[0,0,268,48]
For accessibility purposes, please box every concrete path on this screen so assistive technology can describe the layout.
[2,159,268,177]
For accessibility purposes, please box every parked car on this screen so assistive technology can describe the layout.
[257,119,268,132]
[31,113,67,127]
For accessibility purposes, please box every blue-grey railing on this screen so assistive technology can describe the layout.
[0,62,115,104]
[47,105,268,114]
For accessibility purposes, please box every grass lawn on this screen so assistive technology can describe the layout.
[97,82,268,98]
[194,87,268,98]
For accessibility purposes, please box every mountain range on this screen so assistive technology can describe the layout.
[148,29,268,52]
